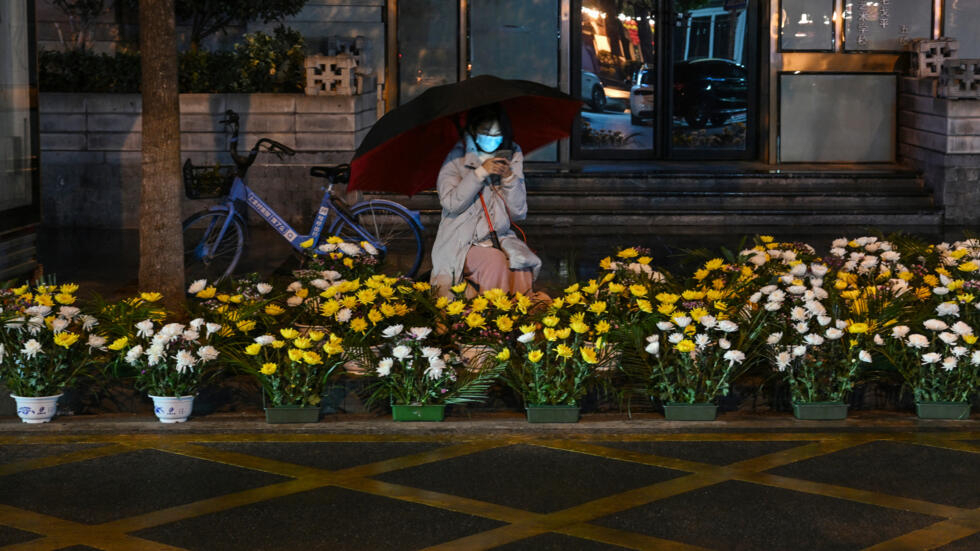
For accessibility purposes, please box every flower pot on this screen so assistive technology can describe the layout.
[391,404,445,422]
[663,402,718,421]
[793,401,848,420]
[149,395,195,423]
[525,405,580,423]
[264,405,321,424]
[915,401,971,420]
[11,394,62,424]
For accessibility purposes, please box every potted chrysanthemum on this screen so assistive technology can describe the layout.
[880,319,978,419]
[0,283,103,423]
[242,328,346,423]
[109,318,223,423]
[366,324,502,421]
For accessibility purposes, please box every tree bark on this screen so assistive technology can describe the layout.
[139,0,184,309]
[636,7,656,66]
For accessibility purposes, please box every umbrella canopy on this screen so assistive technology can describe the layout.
[349,75,582,196]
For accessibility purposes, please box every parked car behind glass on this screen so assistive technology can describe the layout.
[581,71,606,112]
[673,58,747,129]
[629,66,654,125]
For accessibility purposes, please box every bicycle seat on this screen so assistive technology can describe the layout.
[310,165,350,184]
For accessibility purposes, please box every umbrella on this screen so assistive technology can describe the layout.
[348,75,582,196]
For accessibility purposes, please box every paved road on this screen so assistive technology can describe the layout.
[1,422,978,550]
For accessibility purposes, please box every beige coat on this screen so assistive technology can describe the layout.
[429,140,541,294]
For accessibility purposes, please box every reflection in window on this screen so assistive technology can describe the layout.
[780,0,835,51]
[578,1,656,152]
[397,0,457,104]
[945,0,980,58]
[843,0,930,51]
[0,1,34,212]
[671,2,748,151]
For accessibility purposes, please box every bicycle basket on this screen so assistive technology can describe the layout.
[183,159,237,199]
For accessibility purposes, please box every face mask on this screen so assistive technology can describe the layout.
[475,133,504,153]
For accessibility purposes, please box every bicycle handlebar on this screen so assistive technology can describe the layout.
[221,110,295,173]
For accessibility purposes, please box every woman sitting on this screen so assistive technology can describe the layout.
[429,104,541,297]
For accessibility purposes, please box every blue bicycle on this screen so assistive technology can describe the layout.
[182,110,425,283]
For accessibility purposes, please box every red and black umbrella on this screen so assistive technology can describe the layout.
[349,75,582,196]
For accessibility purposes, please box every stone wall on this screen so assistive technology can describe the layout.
[898,77,980,224]
[40,92,376,229]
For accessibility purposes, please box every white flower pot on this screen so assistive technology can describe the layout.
[148,395,195,423]
[11,394,62,424]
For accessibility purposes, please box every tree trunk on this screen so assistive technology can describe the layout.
[636,8,656,66]
[139,0,184,309]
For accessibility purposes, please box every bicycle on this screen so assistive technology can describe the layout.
[182,109,425,284]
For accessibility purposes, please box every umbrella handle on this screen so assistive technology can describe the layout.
[478,191,502,251]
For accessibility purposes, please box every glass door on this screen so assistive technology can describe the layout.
[573,0,757,160]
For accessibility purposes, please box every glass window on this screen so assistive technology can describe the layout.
[0,0,34,212]
[945,0,980,58]
[577,1,656,153]
[779,73,896,162]
[843,0,931,51]
[671,2,749,152]
[780,0,835,51]
[397,0,458,104]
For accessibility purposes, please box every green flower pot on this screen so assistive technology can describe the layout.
[915,401,971,420]
[391,404,446,422]
[525,405,580,423]
[264,406,321,424]
[663,402,718,421]
[793,402,848,420]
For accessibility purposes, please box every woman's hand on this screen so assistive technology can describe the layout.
[481,157,510,177]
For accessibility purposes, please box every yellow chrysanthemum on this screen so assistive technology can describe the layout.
[519,323,537,334]
[555,344,573,359]
[599,257,613,270]
[689,307,708,322]
[236,320,256,333]
[595,320,611,334]
[847,322,869,334]
[470,297,489,312]
[350,318,368,332]
[617,247,639,259]
[958,261,978,272]
[260,363,278,375]
[675,339,696,353]
[759,235,774,243]
[565,292,583,305]
[35,294,54,307]
[54,332,79,348]
[923,274,940,287]
[465,312,486,329]
[570,321,589,334]
[451,282,468,294]
[368,309,383,324]
[357,289,377,305]
[704,258,724,271]
[528,350,544,363]
[638,256,652,265]
[542,315,560,327]
[608,283,625,294]
[658,303,676,315]
[54,293,76,305]
[629,285,648,298]
[287,348,304,362]
[543,327,559,341]
[280,328,300,339]
[217,294,231,303]
[245,343,263,355]
[496,348,511,361]
[655,293,679,304]
[195,287,217,299]
[636,299,653,313]
[682,290,705,300]
[108,336,128,351]
[495,315,514,332]
[580,347,598,364]
[963,335,978,345]
[300,238,314,249]
[265,304,285,316]
[59,283,79,294]
[303,351,323,365]
[446,301,466,316]
[271,340,286,349]
[589,301,607,315]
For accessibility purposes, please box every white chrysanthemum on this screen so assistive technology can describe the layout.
[322,270,342,281]
[187,279,207,294]
[787,285,807,295]
[392,345,412,360]
[286,295,304,307]
[309,279,329,290]
[377,358,393,376]
[859,350,872,363]
[952,346,968,357]
[941,356,957,371]
[748,292,762,304]
[749,254,767,267]
[656,321,675,331]
[50,317,70,333]
[336,308,352,322]
[874,334,884,346]
[124,345,143,365]
[182,330,200,342]
[789,307,808,322]
[775,351,792,371]
[717,320,738,333]
[79,314,98,331]
[189,318,204,330]
[769,290,786,303]
[254,334,275,345]
[318,243,337,253]
[923,319,949,331]
[813,315,830,327]
[517,332,535,344]
[668,333,684,344]
[145,344,165,366]
[810,263,829,277]
[175,350,197,373]
[794,322,809,334]
[645,338,660,356]
[825,328,844,340]
[792,345,807,357]
[938,332,958,345]
[906,334,929,348]
[0,343,4,362]
[892,325,910,338]
[338,242,362,256]
[21,339,42,359]
[766,333,783,345]
[694,334,711,349]
[58,306,80,320]
[921,352,942,364]
[933,287,950,296]
[951,321,973,336]
[256,283,273,295]
[286,281,303,293]
[972,351,980,366]
[789,264,807,277]
[135,320,155,338]
[804,334,824,346]
[764,301,782,312]
[760,285,778,295]
[718,338,731,350]
[421,346,441,359]
[409,327,432,340]
[832,238,849,248]
[206,323,222,337]
[724,350,745,366]
[699,315,717,329]
[674,316,692,328]
[361,241,379,256]
[198,345,219,362]
[881,251,900,262]
[381,325,404,338]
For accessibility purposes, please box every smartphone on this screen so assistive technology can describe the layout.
[493,149,513,161]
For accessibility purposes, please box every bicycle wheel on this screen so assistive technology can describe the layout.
[330,201,424,278]
[183,210,245,285]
